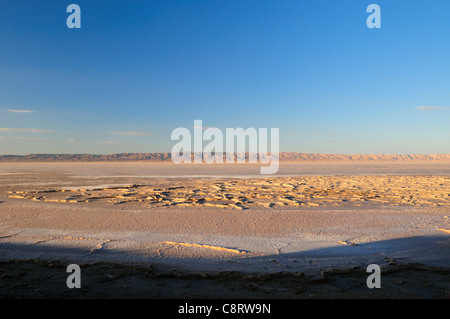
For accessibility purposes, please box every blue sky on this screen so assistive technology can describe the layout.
[0,0,449,155]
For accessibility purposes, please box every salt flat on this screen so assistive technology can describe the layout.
[0,162,448,277]
[1,162,450,181]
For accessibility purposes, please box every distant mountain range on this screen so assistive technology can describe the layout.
[0,153,449,162]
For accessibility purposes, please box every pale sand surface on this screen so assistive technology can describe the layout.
[1,162,450,179]
[0,162,449,297]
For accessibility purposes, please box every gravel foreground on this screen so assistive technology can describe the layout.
[1,259,448,299]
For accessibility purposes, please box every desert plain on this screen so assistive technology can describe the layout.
[0,160,449,298]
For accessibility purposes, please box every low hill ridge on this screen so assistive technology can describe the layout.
[0,153,449,162]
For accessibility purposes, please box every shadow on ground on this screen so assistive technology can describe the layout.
[0,235,449,299]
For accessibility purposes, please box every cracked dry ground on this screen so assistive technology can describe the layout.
[6,175,450,209]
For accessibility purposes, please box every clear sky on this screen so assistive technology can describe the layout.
[0,0,449,155]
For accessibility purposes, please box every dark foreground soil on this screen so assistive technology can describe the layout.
[0,260,448,299]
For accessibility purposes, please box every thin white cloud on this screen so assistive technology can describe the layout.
[8,109,34,113]
[416,106,449,110]
[0,136,49,141]
[0,128,52,133]
[96,141,134,145]
[106,131,150,136]
[0,137,100,144]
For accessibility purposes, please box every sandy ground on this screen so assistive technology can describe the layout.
[0,162,449,298]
